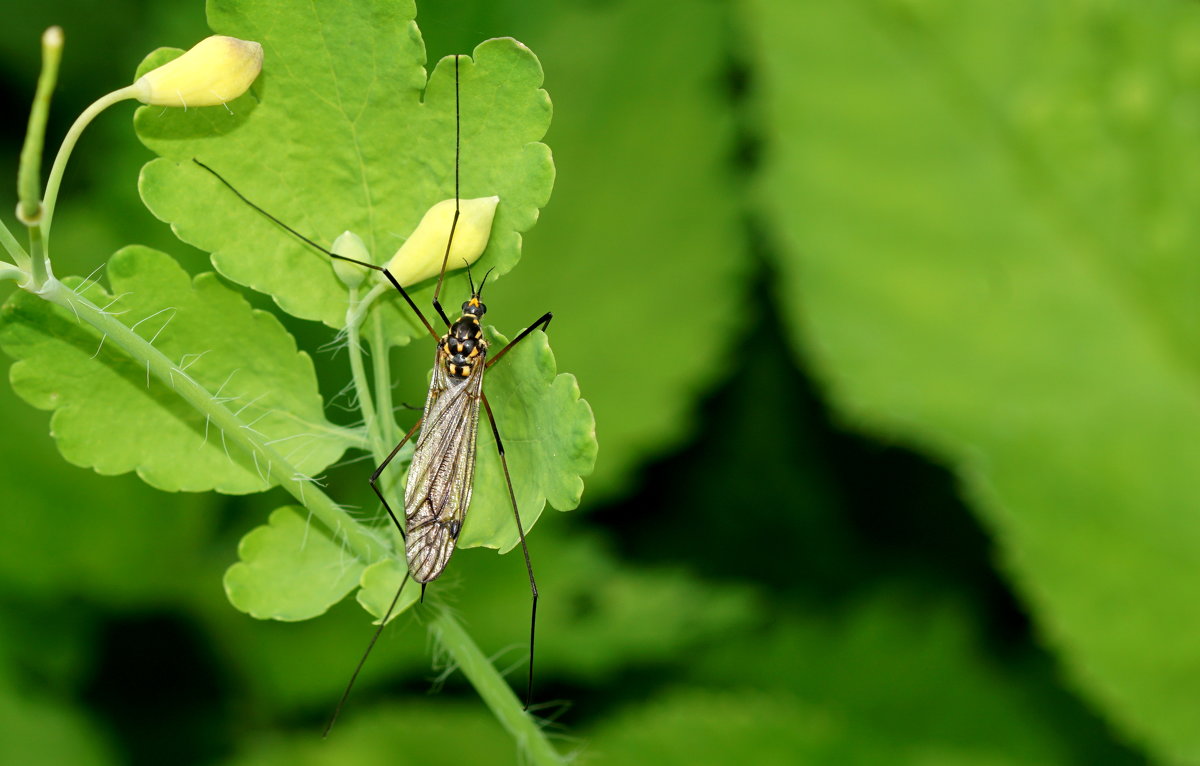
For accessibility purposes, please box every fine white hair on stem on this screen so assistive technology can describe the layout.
[234,391,268,416]
[167,366,198,392]
[241,408,273,430]
[179,349,211,372]
[148,309,177,346]
[211,369,239,400]
[282,436,323,466]
[326,378,359,413]
[61,293,81,323]
[290,471,327,504]
[96,292,131,315]
[129,305,175,338]
[320,329,356,356]
[265,432,314,447]
[240,423,268,439]
[252,449,266,484]
[300,506,313,551]
[329,451,375,470]
[73,262,107,295]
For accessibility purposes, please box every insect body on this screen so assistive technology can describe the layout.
[405,296,488,582]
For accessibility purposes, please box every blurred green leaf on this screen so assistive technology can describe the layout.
[137,0,553,344]
[0,679,116,766]
[590,588,1128,764]
[477,0,749,497]
[0,246,351,493]
[750,0,1200,760]
[695,592,1086,764]
[441,526,760,681]
[589,688,1041,766]
[225,506,366,620]
[221,701,509,766]
[0,368,215,603]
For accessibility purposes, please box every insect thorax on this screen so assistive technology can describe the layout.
[441,315,488,378]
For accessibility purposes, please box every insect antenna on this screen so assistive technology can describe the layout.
[191,159,442,341]
[430,54,463,328]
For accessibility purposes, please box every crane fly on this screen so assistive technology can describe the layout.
[193,53,548,733]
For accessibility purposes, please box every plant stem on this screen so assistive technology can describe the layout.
[0,264,25,283]
[0,219,30,267]
[370,309,397,449]
[345,281,388,334]
[36,276,390,564]
[17,27,64,228]
[346,287,386,461]
[430,606,566,765]
[40,85,138,258]
[365,305,413,541]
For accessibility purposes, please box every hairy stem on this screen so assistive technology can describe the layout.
[36,276,390,563]
[430,605,566,766]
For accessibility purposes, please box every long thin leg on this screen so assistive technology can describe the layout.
[192,159,443,342]
[430,54,462,329]
[323,569,413,738]
[370,416,424,538]
[481,392,537,710]
[486,312,553,369]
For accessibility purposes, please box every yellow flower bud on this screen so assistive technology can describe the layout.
[386,196,499,286]
[132,35,263,108]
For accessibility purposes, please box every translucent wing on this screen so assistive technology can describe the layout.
[403,344,487,582]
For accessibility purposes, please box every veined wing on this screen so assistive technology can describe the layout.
[403,345,486,582]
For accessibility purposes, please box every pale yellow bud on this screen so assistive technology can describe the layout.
[386,196,499,286]
[132,35,263,108]
[330,231,370,288]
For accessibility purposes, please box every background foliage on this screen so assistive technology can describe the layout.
[0,0,1192,763]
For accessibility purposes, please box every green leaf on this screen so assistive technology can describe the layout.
[355,557,420,623]
[0,368,216,603]
[473,0,748,497]
[460,327,596,551]
[136,0,553,344]
[694,592,1086,764]
[221,701,509,766]
[0,680,116,766]
[0,246,351,493]
[750,0,1200,760]
[437,526,759,681]
[224,506,367,621]
[589,688,1040,766]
